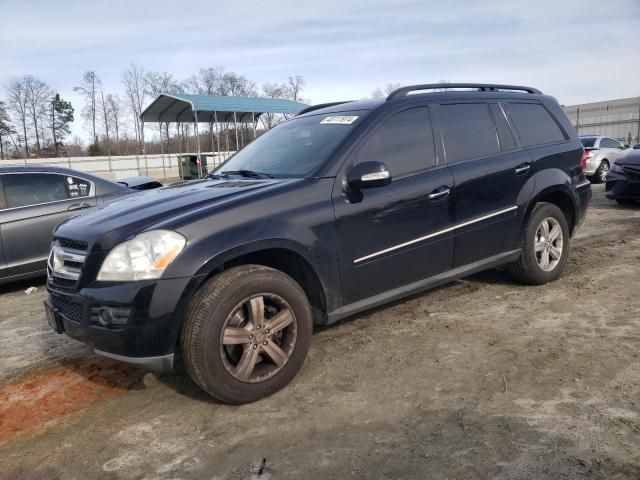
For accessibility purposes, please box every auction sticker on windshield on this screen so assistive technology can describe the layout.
[320,116,359,125]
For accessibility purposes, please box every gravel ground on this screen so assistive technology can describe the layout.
[1,184,639,480]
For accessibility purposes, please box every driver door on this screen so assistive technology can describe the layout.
[332,107,455,305]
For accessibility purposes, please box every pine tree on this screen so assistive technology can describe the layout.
[0,101,15,160]
[50,93,74,157]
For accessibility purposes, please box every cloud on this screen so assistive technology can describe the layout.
[1,0,638,142]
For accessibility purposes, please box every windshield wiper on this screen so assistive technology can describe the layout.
[219,170,274,179]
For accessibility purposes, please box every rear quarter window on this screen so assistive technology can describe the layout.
[507,102,566,147]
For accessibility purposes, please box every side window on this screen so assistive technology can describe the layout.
[65,175,92,198]
[3,174,70,208]
[439,103,500,163]
[358,107,436,177]
[600,138,621,149]
[507,102,566,147]
[490,103,517,151]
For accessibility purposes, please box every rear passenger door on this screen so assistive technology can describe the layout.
[436,101,534,267]
[0,172,97,278]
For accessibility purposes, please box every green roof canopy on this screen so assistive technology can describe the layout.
[140,93,309,123]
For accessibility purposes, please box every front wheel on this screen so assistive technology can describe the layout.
[181,265,313,404]
[507,203,570,285]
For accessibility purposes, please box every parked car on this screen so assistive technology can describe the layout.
[46,83,591,404]
[0,165,140,285]
[606,149,640,204]
[580,135,626,183]
[117,176,163,190]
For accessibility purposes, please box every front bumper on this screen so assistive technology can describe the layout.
[606,169,640,200]
[47,276,199,372]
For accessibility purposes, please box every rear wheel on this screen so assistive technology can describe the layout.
[592,160,609,183]
[181,265,313,404]
[507,203,570,285]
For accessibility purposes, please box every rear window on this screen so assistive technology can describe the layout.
[508,103,566,147]
[580,137,597,148]
[438,103,500,163]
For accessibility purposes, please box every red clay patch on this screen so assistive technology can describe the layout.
[0,359,144,445]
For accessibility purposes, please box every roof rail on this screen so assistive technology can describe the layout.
[386,83,541,101]
[296,101,353,116]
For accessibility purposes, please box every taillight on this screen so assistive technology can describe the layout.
[579,150,591,171]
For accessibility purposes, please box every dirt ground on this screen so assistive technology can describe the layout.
[1,184,639,480]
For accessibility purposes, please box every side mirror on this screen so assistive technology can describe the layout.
[347,161,392,190]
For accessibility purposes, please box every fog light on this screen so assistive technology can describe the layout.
[98,308,113,326]
[90,306,132,327]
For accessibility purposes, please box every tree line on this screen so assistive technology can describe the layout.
[0,65,307,159]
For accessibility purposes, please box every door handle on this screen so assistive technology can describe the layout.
[67,202,92,211]
[428,186,450,200]
[515,163,531,175]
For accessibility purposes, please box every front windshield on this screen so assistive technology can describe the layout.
[213,112,362,178]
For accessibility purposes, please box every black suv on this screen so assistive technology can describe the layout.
[46,84,591,404]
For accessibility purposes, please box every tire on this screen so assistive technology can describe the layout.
[506,202,570,285]
[181,265,313,404]
[616,198,636,205]
[592,160,609,184]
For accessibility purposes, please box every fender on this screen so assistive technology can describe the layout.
[522,167,581,234]
[187,237,340,311]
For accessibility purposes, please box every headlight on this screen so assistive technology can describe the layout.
[610,163,624,174]
[97,230,186,281]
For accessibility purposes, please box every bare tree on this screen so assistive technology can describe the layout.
[187,67,224,95]
[24,75,52,153]
[5,77,30,156]
[370,82,402,99]
[105,94,122,148]
[121,64,147,154]
[220,71,258,97]
[98,90,112,155]
[74,71,102,145]
[286,75,306,102]
[261,81,288,129]
[261,75,307,127]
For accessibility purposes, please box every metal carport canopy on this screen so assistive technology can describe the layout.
[140,93,309,123]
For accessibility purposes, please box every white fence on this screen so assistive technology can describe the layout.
[2,152,234,181]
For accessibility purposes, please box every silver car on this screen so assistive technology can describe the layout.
[580,135,627,183]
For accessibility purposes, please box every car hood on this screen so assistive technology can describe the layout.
[615,149,640,166]
[55,178,295,251]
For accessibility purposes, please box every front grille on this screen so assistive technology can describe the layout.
[58,238,88,251]
[48,239,88,289]
[51,295,83,323]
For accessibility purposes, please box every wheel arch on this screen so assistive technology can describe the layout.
[525,185,577,236]
[191,240,329,322]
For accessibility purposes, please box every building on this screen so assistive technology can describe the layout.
[563,97,640,146]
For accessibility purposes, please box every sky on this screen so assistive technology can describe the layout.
[1,0,639,142]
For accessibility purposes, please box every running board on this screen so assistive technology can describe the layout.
[326,250,521,324]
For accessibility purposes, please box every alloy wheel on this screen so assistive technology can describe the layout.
[220,293,297,383]
[534,217,564,272]
[599,162,609,182]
